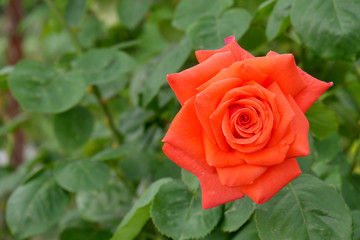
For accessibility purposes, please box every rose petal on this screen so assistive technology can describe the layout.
[266,82,295,147]
[167,51,236,105]
[216,164,268,186]
[243,54,306,96]
[195,78,243,143]
[286,95,310,157]
[266,51,332,112]
[198,62,267,91]
[198,171,245,209]
[203,131,245,167]
[162,97,213,172]
[238,158,301,204]
[195,36,253,63]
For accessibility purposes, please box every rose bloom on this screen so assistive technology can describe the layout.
[162,36,332,209]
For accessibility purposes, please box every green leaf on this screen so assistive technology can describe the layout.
[6,177,69,239]
[0,112,28,137]
[8,60,87,113]
[291,0,360,60]
[172,0,233,30]
[181,169,200,194]
[353,210,360,240]
[60,227,112,240]
[74,49,135,85]
[232,220,260,240]
[117,0,154,29]
[91,145,131,161]
[151,180,222,240]
[76,182,132,222]
[111,178,172,240]
[306,102,338,140]
[266,0,291,41]
[220,196,256,232]
[54,160,111,192]
[143,36,192,105]
[256,174,352,240]
[0,65,12,90]
[53,106,94,150]
[65,0,87,28]
[187,8,252,49]
[253,0,276,20]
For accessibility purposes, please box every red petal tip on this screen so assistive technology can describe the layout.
[224,36,236,45]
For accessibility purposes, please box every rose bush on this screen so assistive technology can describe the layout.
[162,36,332,209]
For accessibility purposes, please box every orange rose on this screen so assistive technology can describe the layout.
[162,36,332,209]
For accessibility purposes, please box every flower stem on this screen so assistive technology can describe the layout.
[44,0,123,144]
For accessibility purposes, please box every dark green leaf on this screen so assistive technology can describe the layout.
[353,210,360,240]
[306,102,338,140]
[291,0,360,60]
[232,220,260,240]
[60,227,112,240]
[220,196,256,232]
[187,8,252,49]
[53,106,94,150]
[65,0,87,28]
[76,182,132,222]
[54,160,111,192]
[151,180,222,240]
[181,169,200,194]
[143,36,192,105]
[256,174,352,240]
[266,0,291,41]
[6,177,69,239]
[8,60,87,113]
[253,0,276,20]
[111,178,172,240]
[74,49,135,85]
[172,0,233,30]
[117,0,154,29]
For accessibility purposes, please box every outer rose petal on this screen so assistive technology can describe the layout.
[266,51,333,112]
[198,171,245,209]
[238,158,301,204]
[286,95,310,157]
[242,54,306,96]
[162,97,213,172]
[216,164,268,186]
[167,51,235,105]
[195,36,253,63]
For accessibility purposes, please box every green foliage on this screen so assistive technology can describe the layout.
[256,174,352,240]
[1,0,360,239]
[151,180,223,239]
[291,0,360,60]
[9,60,87,113]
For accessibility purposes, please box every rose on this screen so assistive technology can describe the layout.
[162,36,332,209]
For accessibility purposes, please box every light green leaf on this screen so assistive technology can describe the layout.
[187,8,252,49]
[172,0,233,30]
[117,0,154,29]
[74,49,135,85]
[8,60,87,113]
[65,0,87,28]
[220,196,256,232]
[0,112,28,137]
[291,0,360,60]
[143,36,192,105]
[54,160,111,192]
[306,102,339,140]
[253,0,276,20]
[266,0,291,41]
[53,106,94,150]
[256,174,352,240]
[151,180,222,240]
[181,169,200,194]
[111,178,172,240]
[76,182,132,222]
[6,177,69,239]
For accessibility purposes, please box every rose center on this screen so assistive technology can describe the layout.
[229,104,262,138]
